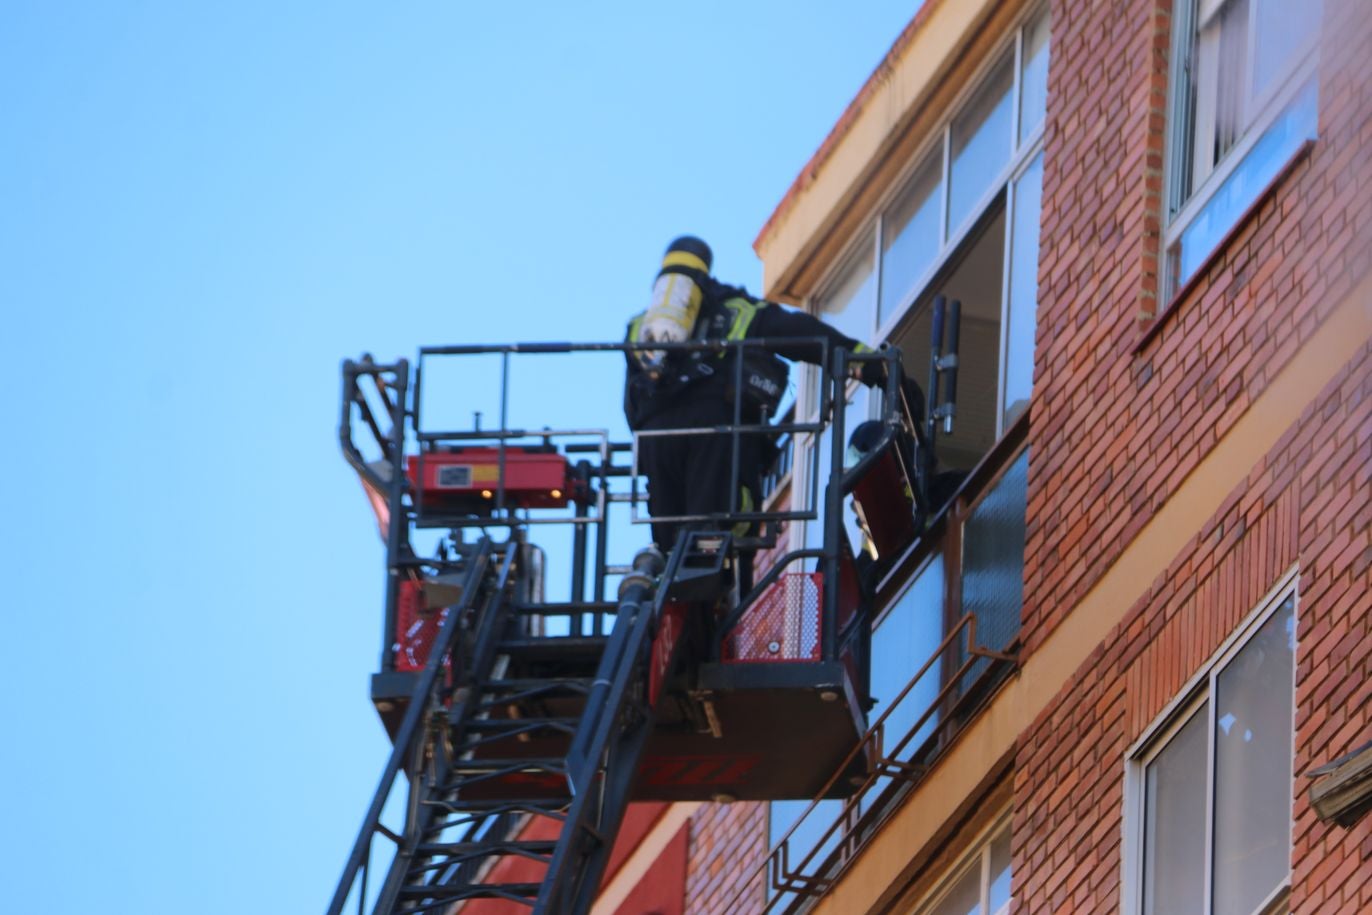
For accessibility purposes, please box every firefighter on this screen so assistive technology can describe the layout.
[625,235,925,554]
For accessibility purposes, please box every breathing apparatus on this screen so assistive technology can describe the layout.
[634,236,713,379]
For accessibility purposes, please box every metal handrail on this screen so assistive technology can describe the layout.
[325,537,496,915]
[728,611,1018,913]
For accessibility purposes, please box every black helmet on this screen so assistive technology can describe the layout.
[657,236,713,284]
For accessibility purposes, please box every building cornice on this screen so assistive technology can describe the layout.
[753,0,1008,302]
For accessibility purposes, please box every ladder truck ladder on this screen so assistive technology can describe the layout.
[327,533,678,915]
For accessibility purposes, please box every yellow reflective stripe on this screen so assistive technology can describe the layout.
[854,342,874,353]
[732,486,754,538]
[626,313,644,342]
[662,250,709,274]
[723,297,762,342]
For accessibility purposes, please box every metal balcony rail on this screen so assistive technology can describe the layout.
[730,611,1018,913]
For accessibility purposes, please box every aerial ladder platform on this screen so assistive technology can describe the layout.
[326,330,956,915]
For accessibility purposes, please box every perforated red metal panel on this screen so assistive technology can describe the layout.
[725,572,822,662]
[394,579,446,672]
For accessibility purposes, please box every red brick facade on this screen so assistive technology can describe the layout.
[1016,0,1371,910]
[684,801,767,914]
[1015,344,1369,913]
[1025,0,1371,656]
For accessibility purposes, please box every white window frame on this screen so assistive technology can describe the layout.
[911,810,1013,915]
[871,11,1048,359]
[1121,568,1299,915]
[1161,0,1321,298]
[794,3,1051,546]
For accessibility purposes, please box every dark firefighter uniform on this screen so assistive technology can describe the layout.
[624,237,915,552]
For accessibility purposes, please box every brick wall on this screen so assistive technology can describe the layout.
[1011,0,1371,909]
[684,801,768,914]
[1023,0,1372,654]
[1012,343,1370,913]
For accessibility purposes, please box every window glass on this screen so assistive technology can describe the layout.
[1134,591,1296,915]
[1019,10,1051,142]
[769,797,843,906]
[816,237,877,350]
[921,822,1013,915]
[1252,0,1319,101]
[1195,0,1251,179]
[1003,151,1043,429]
[958,448,1028,692]
[1212,598,1295,915]
[1142,705,1208,915]
[1170,79,1317,291]
[890,205,1007,473]
[870,557,945,753]
[807,240,875,481]
[949,55,1014,236]
[1165,0,1321,298]
[880,151,943,327]
[987,828,1012,912]
[930,859,982,915]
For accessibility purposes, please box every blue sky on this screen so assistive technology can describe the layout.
[0,3,918,912]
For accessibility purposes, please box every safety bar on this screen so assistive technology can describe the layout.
[339,356,411,673]
[730,610,1018,911]
[345,339,918,660]
[325,537,499,915]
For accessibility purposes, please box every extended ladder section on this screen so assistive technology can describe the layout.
[329,339,946,915]
[327,531,685,914]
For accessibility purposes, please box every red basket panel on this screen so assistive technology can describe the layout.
[394,579,448,673]
[725,572,822,662]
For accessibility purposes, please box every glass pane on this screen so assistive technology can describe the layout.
[808,236,875,432]
[1142,704,1208,915]
[949,55,1014,236]
[870,557,945,757]
[1211,0,1251,164]
[1212,598,1295,915]
[817,236,877,346]
[861,557,945,819]
[929,857,983,915]
[1168,0,1200,212]
[1003,152,1044,429]
[888,205,1006,474]
[1171,78,1317,293]
[769,798,844,906]
[1253,0,1319,101]
[880,151,942,327]
[987,826,1012,912]
[1019,10,1051,142]
[957,448,1029,691]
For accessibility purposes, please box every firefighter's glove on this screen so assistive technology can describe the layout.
[855,358,886,388]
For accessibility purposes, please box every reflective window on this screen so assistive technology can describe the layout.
[869,557,945,753]
[920,820,1014,915]
[1170,80,1317,289]
[1019,10,1050,142]
[1131,592,1296,915]
[1003,151,1044,429]
[1142,704,1208,915]
[948,54,1014,237]
[1164,0,1321,297]
[957,448,1028,690]
[816,235,877,351]
[1212,606,1296,915]
[880,150,943,326]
